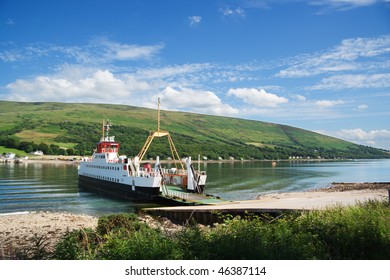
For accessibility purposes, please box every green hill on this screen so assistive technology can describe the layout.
[0,101,388,159]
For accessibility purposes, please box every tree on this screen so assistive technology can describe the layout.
[6,137,19,149]
[38,142,50,155]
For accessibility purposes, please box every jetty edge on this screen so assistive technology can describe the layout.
[142,182,390,224]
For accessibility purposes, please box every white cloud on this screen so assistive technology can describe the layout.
[4,61,242,114]
[292,94,307,101]
[0,39,164,64]
[358,104,368,110]
[188,16,202,27]
[89,39,164,61]
[319,128,390,149]
[137,63,212,80]
[156,86,238,116]
[309,0,385,11]
[316,99,344,108]
[5,69,152,104]
[277,36,390,78]
[228,88,288,107]
[310,73,390,90]
[219,7,246,17]
[0,50,23,62]
[339,128,390,141]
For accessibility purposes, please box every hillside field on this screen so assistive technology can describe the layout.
[0,101,388,159]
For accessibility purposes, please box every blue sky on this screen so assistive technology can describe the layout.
[1,0,390,149]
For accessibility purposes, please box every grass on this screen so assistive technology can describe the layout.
[6,200,386,260]
[1,101,388,159]
[0,146,27,156]
[15,130,59,143]
[0,101,352,149]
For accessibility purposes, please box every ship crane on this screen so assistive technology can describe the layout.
[137,98,204,194]
[137,98,184,172]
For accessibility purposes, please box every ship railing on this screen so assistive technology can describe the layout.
[165,190,189,201]
[160,168,187,175]
[129,169,161,178]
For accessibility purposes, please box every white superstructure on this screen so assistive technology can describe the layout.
[78,118,207,201]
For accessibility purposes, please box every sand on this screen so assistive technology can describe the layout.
[0,212,98,258]
[0,211,180,258]
[251,182,389,210]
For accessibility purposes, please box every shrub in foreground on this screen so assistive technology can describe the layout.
[294,200,390,259]
[51,200,389,260]
[54,213,182,260]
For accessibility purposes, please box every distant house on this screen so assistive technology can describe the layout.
[5,153,15,159]
[30,150,44,156]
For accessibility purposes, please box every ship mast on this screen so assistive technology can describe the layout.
[137,99,184,171]
[101,119,112,141]
[102,119,104,140]
[157,97,161,132]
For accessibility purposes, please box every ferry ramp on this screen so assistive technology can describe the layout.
[143,188,388,224]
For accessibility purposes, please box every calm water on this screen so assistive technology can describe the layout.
[0,159,389,216]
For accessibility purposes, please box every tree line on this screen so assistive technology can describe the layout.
[1,121,389,159]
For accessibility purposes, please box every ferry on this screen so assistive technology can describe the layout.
[77,100,207,203]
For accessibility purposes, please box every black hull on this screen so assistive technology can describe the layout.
[78,175,160,202]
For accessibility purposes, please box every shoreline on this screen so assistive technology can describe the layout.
[1,182,388,257]
[4,156,389,166]
[251,182,389,210]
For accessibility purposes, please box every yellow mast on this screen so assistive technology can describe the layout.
[137,98,184,171]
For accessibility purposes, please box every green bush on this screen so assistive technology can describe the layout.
[175,215,321,260]
[54,213,182,260]
[96,213,140,235]
[54,228,102,260]
[97,226,182,260]
[175,225,211,259]
[51,201,390,260]
[295,200,390,259]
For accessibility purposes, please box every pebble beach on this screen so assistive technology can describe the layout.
[0,212,98,258]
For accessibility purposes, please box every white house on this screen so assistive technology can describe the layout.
[5,153,15,159]
[30,150,44,156]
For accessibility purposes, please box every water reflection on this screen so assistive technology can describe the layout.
[204,159,389,200]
